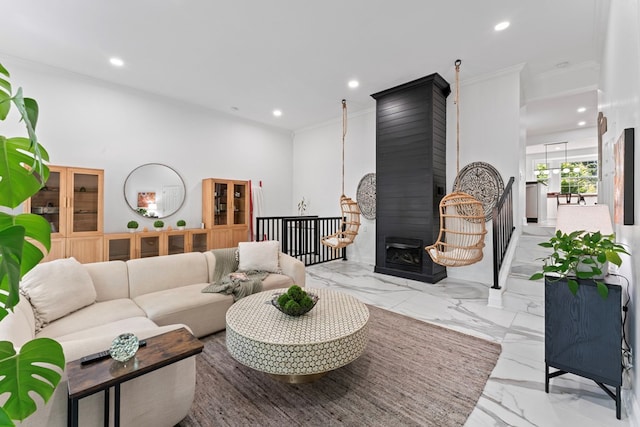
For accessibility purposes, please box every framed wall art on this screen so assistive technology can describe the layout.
[613,128,634,225]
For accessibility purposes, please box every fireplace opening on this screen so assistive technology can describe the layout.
[385,237,422,272]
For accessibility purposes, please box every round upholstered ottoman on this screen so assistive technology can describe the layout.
[225,288,369,383]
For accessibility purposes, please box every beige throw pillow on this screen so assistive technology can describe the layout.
[20,257,97,328]
[238,241,281,273]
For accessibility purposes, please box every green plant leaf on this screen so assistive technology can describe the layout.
[13,214,50,276]
[0,137,49,208]
[538,242,553,248]
[596,281,609,299]
[0,92,9,122]
[0,224,25,310]
[567,279,579,295]
[529,272,544,281]
[576,270,595,279]
[0,407,15,427]
[21,98,38,131]
[0,338,65,421]
[606,251,622,267]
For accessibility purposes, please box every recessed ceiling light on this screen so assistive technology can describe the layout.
[577,107,587,113]
[578,121,586,126]
[273,109,282,117]
[494,21,510,31]
[348,80,359,89]
[109,57,124,67]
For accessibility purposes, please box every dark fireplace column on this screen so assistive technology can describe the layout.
[372,73,450,283]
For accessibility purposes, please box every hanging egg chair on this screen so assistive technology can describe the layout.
[321,99,361,250]
[425,60,487,267]
[425,191,486,267]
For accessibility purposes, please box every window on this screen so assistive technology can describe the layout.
[560,161,598,194]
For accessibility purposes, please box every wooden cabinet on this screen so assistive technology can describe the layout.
[104,233,136,262]
[187,229,210,252]
[202,178,249,248]
[26,166,104,263]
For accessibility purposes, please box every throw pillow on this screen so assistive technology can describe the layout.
[20,257,97,329]
[238,241,281,273]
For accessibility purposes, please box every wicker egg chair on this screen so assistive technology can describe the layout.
[425,191,486,267]
[321,194,361,249]
[424,60,487,267]
[320,100,361,250]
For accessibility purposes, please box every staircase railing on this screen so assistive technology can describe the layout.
[255,216,345,265]
[492,177,515,289]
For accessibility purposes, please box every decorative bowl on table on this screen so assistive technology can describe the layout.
[109,332,140,362]
[271,285,319,316]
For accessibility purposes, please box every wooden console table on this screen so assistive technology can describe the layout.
[66,327,203,427]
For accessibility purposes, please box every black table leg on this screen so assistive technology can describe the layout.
[115,383,121,427]
[104,387,109,427]
[67,396,78,427]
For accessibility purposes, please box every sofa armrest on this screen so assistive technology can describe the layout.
[278,252,305,287]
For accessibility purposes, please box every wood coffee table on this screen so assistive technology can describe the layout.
[66,327,203,427]
[225,288,369,383]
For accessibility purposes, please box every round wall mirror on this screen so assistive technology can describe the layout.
[123,163,186,218]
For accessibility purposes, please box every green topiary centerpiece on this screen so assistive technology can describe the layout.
[272,285,318,316]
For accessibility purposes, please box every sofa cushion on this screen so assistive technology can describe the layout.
[49,316,159,346]
[84,260,130,301]
[20,257,97,328]
[127,252,209,298]
[133,283,234,337]
[238,241,281,273]
[36,299,146,339]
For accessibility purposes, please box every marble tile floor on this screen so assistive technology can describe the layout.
[305,257,631,426]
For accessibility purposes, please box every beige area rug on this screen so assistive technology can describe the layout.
[179,305,501,427]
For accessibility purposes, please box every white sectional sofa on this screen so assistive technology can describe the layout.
[1,247,305,427]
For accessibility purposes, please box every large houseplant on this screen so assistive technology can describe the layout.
[529,229,629,298]
[0,63,65,425]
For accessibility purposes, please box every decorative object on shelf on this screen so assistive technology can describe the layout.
[109,333,140,362]
[356,173,376,220]
[529,205,628,299]
[425,60,487,268]
[127,220,139,233]
[297,197,307,216]
[153,220,164,231]
[271,285,318,316]
[452,161,504,222]
[177,219,186,230]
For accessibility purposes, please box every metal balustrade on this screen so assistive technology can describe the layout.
[492,177,516,289]
[256,216,345,266]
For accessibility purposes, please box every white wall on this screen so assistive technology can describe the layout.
[446,68,523,285]
[292,109,376,264]
[3,58,294,232]
[292,69,522,283]
[599,0,640,423]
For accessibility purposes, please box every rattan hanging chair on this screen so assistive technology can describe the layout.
[321,100,361,250]
[425,191,486,267]
[321,194,361,249]
[425,60,487,267]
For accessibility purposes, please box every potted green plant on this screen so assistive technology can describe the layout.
[176,219,186,230]
[127,220,139,233]
[530,229,629,419]
[153,220,164,231]
[0,63,65,424]
[529,229,629,298]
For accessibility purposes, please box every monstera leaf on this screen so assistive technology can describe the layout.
[0,137,49,209]
[0,213,50,313]
[0,339,65,422]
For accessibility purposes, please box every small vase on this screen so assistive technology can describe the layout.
[128,228,136,233]
[577,260,609,279]
[178,226,185,231]
[155,227,163,232]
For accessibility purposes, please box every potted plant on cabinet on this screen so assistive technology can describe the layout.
[176,219,186,230]
[153,220,164,231]
[127,220,139,233]
[0,63,65,425]
[530,228,629,420]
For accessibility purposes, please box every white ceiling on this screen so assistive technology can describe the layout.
[1,0,607,136]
